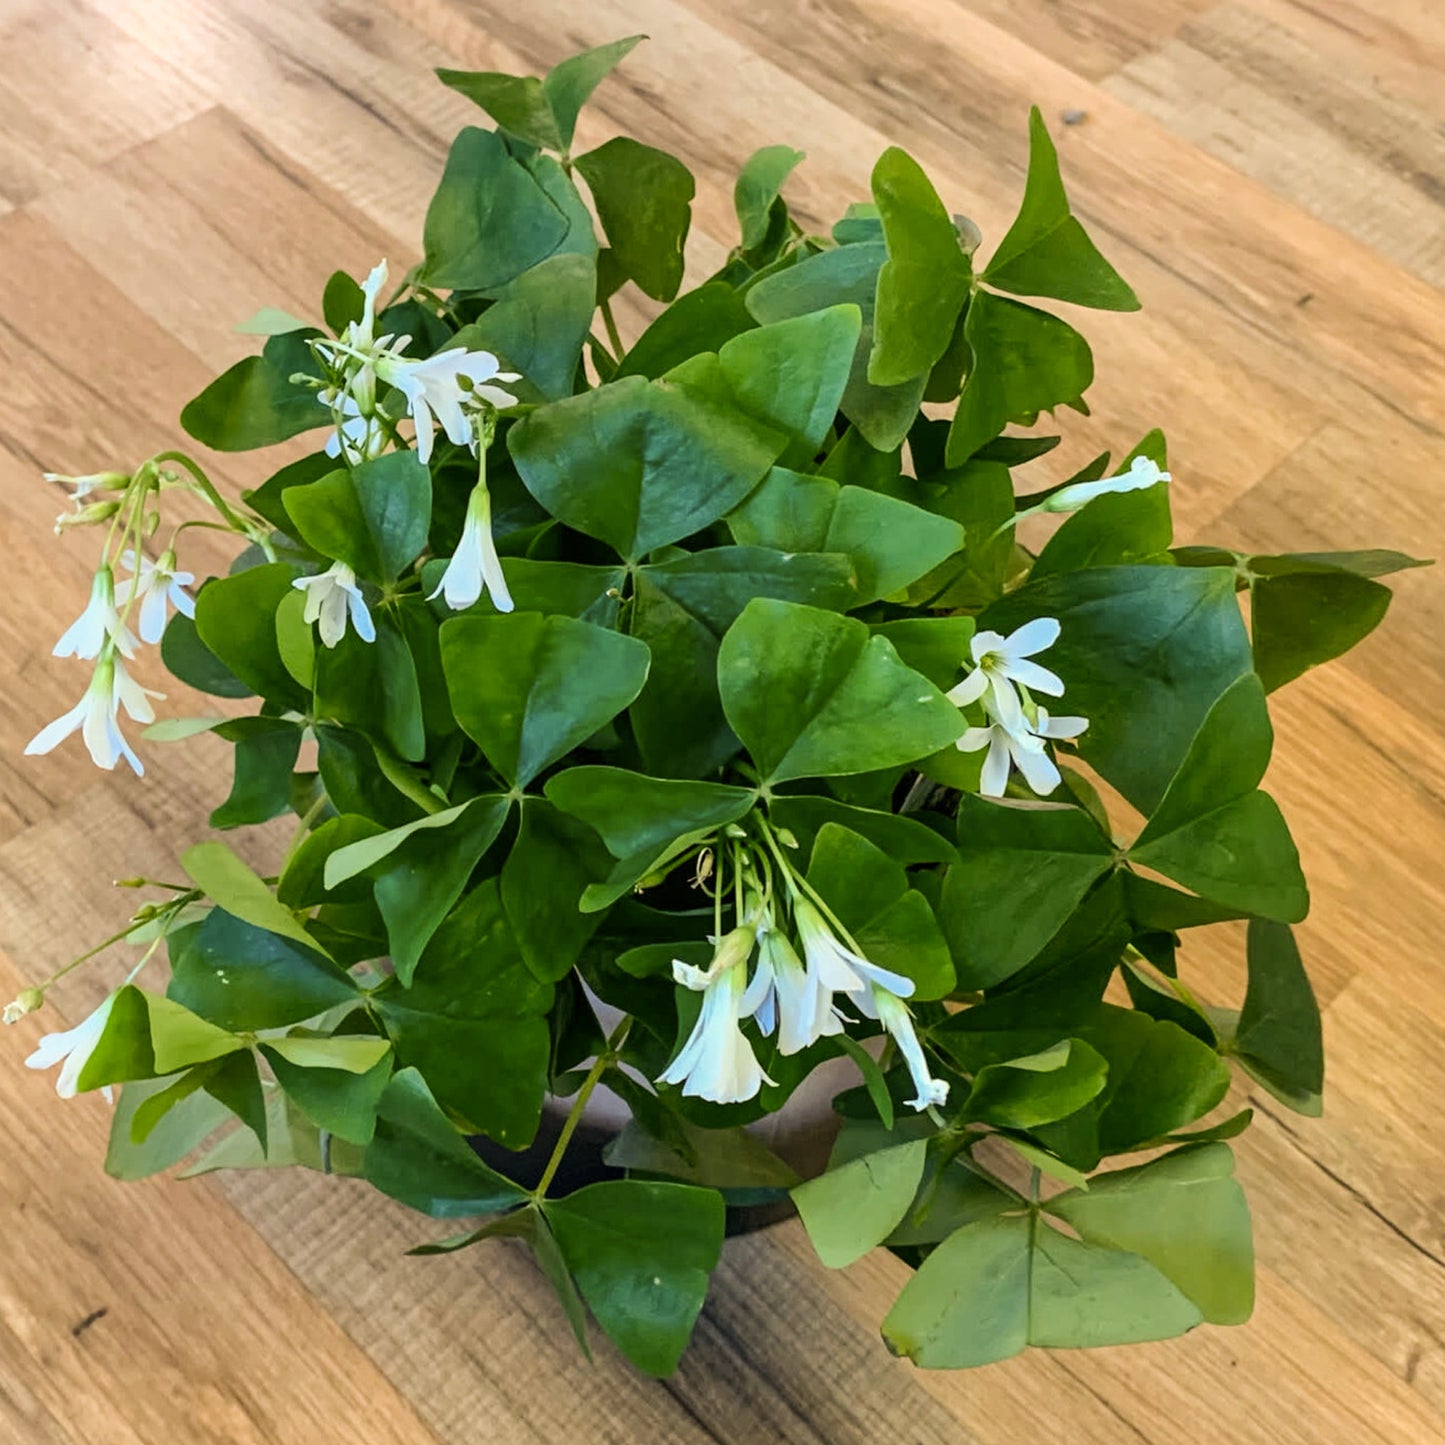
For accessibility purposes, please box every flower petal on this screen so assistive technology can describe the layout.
[1002,657,1066,697]
[980,731,1011,797]
[946,668,988,707]
[1001,616,1061,660]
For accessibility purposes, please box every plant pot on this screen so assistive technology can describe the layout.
[472,1059,852,1235]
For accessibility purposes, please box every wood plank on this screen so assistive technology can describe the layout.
[0,0,209,208]
[955,0,1215,82]
[94,0,484,243]
[35,106,403,372]
[1248,0,1445,121]
[1106,4,1445,287]
[1207,406,1445,714]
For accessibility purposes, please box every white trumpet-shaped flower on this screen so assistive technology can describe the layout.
[946,617,1065,732]
[659,926,774,1105]
[25,647,161,775]
[52,566,136,661]
[292,561,376,649]
[752,920,846,1056]
[857,988,950,1112]
[793,896,915,1011]
[957,706,1089,798]
[349,258,389,350]
[373,346,519,464]
[119,549,195,645]
[25,992,118,1102]
[791,899,945,1112]
[1039,454,1171,514]
[429,483,513,613]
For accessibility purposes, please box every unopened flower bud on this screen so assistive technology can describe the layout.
[3,988,44,1025]
[54,499,121,534]
[1038,456,1171,515]
[43,469,130,497]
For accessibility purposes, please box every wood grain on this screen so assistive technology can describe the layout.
[0,0,1442,1439]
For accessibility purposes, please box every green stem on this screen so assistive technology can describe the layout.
[105,467,161,632]
[599,296,624,360]
[34,891,201,991]
[755,815,867,954]
[1124,946,1209,1015]
[533,1018,632,1199]
[281,789,332,872]
[156,447,271,554]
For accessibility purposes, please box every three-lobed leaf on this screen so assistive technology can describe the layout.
[509,375,781,561]
[717,599,963,783]
[440,612,650,787]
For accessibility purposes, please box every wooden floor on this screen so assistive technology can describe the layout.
[1,0,1442,1439]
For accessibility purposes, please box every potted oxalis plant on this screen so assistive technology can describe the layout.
[9,35,1426,1377]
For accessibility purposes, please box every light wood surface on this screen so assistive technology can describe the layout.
[1,0,1442,1439]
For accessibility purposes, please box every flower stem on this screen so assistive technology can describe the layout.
[153,451,250,531]
[755,815,867,955]
[532,1017,631,1199]
[281,788,332,872]
[599,297,624,360]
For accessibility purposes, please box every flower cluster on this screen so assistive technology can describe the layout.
[26,254,530,775]
[659,837,948,1112]
[949,618,1089,797]
[25,471,195,776]
[303,258,520,631]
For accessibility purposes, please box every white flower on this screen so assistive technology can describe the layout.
[25,992,118,1101]
[659,925,774,1104]
[54,499,121,534]
[1033,706,1089,743]
[857,988,949,1112]
[790,899,945,1112]
[1040,455,1171,514]
[374,347,520,463]
[793,896,914,1013]
[428,483,513,612]
[292,561,375,649]
[53,566,137,661]
[118,549,195,645]
[957,708,1087,798]
[3,988,44,1025]
[946,617,1064,733]
[658,930,775,1105]
[349,258,388,351]
[25,648,161,775]
[755,922,845,1056]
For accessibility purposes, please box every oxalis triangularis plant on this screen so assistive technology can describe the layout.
[8,36,1427,1376]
